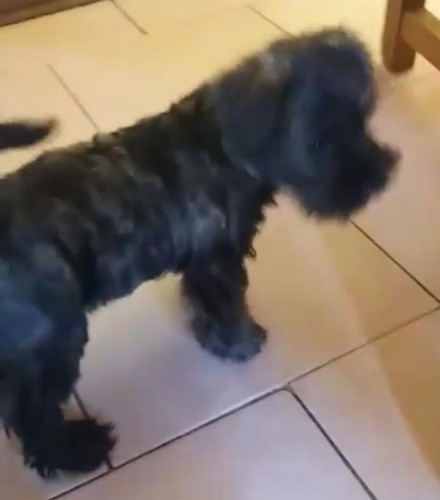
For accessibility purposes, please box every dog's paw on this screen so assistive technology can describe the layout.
[196,320,267,362]
[27,418,116,478]
[62,419,116,472]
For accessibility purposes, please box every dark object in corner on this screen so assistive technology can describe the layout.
[0,0,99,27]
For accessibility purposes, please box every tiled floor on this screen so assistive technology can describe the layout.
[0,1,439,499]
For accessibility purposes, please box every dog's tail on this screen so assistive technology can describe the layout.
[0,118,57,151]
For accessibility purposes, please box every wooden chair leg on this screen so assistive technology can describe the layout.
[382,0,426,72]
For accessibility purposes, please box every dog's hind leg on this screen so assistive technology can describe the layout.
[182,247,266,362]
[6,314,114,478]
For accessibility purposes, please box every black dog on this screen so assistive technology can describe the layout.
[0,29,398,478]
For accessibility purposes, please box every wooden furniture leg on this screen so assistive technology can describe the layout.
[382,0,440,72]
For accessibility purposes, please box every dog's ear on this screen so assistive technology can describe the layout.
[208,44,291,157]
[274,30,399,218]
[276,30,378,180]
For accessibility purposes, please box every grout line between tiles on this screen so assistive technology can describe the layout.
[286,387,378,499]
[48,469,110,500]
[72,390,88,418]
[290,305,440,385]
[109,0,147,34]
[109,386,283,468]
[350,221,440,303]
[47,64,100,131]
[51,386,286,499]
[246,4,289,34]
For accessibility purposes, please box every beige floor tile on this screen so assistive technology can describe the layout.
[294,309,440,500]
[63,393,370,500]
[250,0,438,85]
[0,432,45,500]
[0,1,141,66]
[0,65,95,176]
[355,75,440,298]
[115,0,246,32]
[76,196,436,465]
[0,402,108,500]
[46,7,282,130]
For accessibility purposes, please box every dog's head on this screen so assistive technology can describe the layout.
[209,28,398,219]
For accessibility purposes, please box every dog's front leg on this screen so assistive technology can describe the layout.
[182,248,266,362]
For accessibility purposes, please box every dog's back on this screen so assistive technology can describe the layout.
[0,119,56,151]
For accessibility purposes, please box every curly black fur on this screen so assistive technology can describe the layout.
[0,28,398,478]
